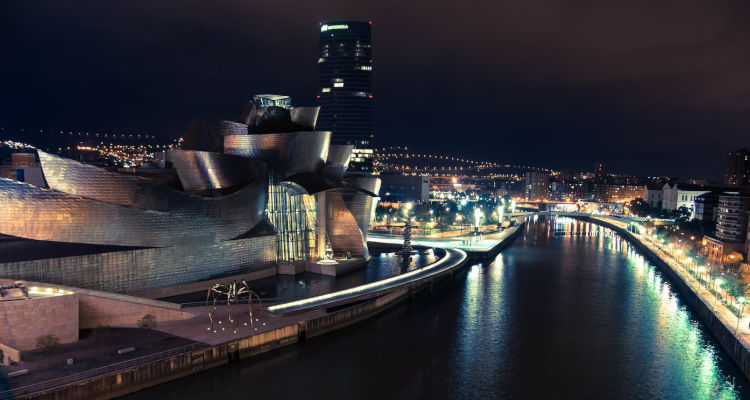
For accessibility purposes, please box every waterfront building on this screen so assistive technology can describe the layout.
[316,21,374,173]
[694,192,719,223]
[706,192,750,262]
[662,183,720,217]
[588,182,642,203]
[378,174,430,203]
[715,193,750,243]
[0,96,380,294]
[525,172,549,201]
[643,184,663,208]
[723,148,750,186]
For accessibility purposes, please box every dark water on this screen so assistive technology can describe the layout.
[162,248,439,305]
[127,217,750,399]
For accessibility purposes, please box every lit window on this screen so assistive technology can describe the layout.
[334,82,344,88]
[322,88,331,93]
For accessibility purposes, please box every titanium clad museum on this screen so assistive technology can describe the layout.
[0,95,380,294]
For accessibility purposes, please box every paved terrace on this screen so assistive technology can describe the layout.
[369,219,524,253]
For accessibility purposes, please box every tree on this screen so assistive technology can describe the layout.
[673,206,692,223]
[35,334,60,368]
[628,198,650,217]
[137,314,157,351]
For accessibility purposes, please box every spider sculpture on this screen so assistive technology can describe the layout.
[206,280,263,334]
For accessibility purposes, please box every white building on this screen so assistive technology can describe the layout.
[643,184,663,208]
[662,183,714,218]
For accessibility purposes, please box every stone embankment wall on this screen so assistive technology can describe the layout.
[24,288,418,400]
[20,230,530,399]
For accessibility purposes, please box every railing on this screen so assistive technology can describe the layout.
[0,342,208,400]
[179,298,281,308]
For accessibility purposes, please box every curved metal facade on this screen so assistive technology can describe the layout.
[0,95,382,293]
[0,178,267,247]
[224,131,331,178]
[290,106,320,130]
[169,150,266,194]
[215,120,248,136]
[325,191,367,257]
[326,144,354,169]
[39,150,178,211]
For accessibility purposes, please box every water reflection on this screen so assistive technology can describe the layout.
[130,217,749,399]
[162,248,438,304]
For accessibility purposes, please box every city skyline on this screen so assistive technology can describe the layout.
[3,0,750,179]
[5,3,750,398]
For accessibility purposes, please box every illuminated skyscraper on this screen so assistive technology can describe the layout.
[316,21,374,173]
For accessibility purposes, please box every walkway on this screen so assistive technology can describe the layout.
[267,248,467,315]
[368,220,524,253]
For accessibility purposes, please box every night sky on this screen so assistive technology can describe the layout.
[3,0,750,179]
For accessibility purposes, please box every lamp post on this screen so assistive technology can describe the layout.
[497,205,504,230]
[456,214,463,235]
[716,278,723,300]
[697,266,706,284]
[474,208,481,232]
[474,208,483,245]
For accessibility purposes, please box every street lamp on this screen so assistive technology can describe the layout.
[473,208,483,244]
[716,278,723,300]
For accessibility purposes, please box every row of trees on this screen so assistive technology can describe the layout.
[374,198,512,229]
[628,198,715,234]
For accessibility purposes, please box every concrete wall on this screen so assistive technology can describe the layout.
[0,294,79,351]
[78,295,192,330]
[16,240,476,399]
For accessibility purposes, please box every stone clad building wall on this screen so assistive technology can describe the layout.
[0,293,79,351]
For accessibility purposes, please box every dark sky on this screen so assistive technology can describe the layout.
[2,0,750,179]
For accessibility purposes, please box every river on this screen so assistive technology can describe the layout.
[125,217,750,399]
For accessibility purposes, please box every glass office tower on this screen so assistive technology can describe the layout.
[317,21,374,173]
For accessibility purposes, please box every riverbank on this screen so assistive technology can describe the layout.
[584,216,750,383]
[2,224,525,400]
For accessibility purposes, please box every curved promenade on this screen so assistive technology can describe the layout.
[268,247,467,314]
[3,223,528,400]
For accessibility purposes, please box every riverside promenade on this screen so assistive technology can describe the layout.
[587,215,750,381]
[368,217,525,260]
[0,223,539,400]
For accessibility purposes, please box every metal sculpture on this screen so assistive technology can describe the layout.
[206,280,264,334]
[400,218,414,265]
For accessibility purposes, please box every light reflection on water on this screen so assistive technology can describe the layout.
[130,217,750,399]
[161,248,438,305]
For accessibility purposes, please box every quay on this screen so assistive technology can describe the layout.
[1,224,524,400]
